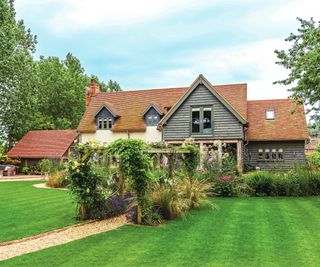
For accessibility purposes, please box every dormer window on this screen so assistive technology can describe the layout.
[94,104,118,131]
[98,117,113,130]
[266,109,275,120]
[143,105,162,126]
[146,114,159,126]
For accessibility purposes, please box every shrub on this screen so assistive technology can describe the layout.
[212,175,237,197]
[150,181,188,220]
[68,142,107,220]
[307,152,320,168]
[245,171,274,196]
[46,171,69,188]
[39,159,53,176]
[105,192,134,218]
[180,178,212,208]
[212,175,251,197]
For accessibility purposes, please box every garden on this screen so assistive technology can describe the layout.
[2,139,320,265]
[32,138,320,226]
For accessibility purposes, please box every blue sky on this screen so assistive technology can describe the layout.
[15,0,318,99]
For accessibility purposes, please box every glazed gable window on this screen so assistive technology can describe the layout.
[191,106,212,135]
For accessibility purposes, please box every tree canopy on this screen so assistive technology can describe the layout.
[274,18,320,114]
[0,0,122,148]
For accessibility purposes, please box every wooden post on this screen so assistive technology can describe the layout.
[218,141,223,166]
[199,142,205,170]
[237,140,243,173]
[137,205,142,224]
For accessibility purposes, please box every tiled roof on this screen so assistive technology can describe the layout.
[305,138,320,153]
[247,99,308,141]
[77,83,248,132]
[7,130,79,159]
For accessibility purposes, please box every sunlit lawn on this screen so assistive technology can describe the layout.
[0,181,77,242]
[2,197,320,266]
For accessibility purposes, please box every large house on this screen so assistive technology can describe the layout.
[78,75,308,171]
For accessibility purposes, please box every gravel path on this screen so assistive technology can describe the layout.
[0,215,127,261]
[33,183,68,190]
[0,175,43,182]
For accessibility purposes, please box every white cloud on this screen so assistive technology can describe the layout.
[145,39,291,100]
[15,0,218,35]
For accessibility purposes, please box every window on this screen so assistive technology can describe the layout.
[266,109,275,120]
[146,114,160,126]
[265,149,270,160]
[191,106,212,135]
[103,118,108,129]
[192,108,200,133]
[98,118,103,129]
[258,148,284,161]
[108,118,112,129]
[97,117,113,129]
[278,148,284,160]
[203,107,212,134]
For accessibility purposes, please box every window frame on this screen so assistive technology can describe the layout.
[265,109,275,120]
[190,106,213,136]
[97,116,113,130]
[146,114,160,126]
[257,147,284,162]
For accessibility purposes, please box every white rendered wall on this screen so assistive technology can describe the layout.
[80,126,162,145]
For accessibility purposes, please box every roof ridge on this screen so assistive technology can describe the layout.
[248,98,292,102]
[97,83,247,95]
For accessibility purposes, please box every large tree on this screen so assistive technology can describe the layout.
[0,0,122,147]
[274,18,320,114]
[33,53,89,130]
[0,0,37,147]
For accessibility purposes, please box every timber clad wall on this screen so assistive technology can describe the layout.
[163,84,244,140]
[245,141,305,171]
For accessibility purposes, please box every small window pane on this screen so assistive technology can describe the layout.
[103,118,108,129]
[265,149,270,160]
[266,110,275,120]
[98,119,103,129]
[272,149,277,160]
[203,108,212,134]
[278,149,284,160]
[192,110,200,133]
[258,149,263,160]
[108,118,113,129]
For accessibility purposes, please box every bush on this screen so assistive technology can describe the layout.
[150,181,188,220]
[245,171,274,196]
[105,192,134,218]
[307,152,320,168]
[46,171,69,188]
[181,178,212,208]
[212,175,251,197]
[39,159,53,176]
[243,165,320,197]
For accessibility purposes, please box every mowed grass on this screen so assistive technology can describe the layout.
[0,181,77,242]
[2,197,320,267]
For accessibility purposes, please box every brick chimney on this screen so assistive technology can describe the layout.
[86,79,100,107]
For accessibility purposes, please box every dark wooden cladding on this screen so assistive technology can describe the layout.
[95,107,115,128]
[163,84,244,140]
[245,141,305,171]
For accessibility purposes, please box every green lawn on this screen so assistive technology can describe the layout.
[0,181,77,242]
[2,197,320,267]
